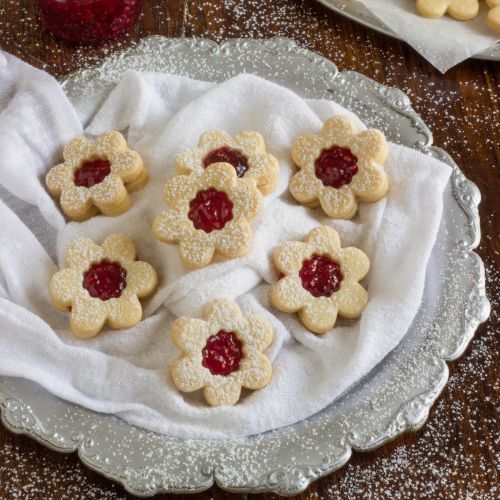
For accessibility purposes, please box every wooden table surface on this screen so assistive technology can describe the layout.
[0,1,498,498]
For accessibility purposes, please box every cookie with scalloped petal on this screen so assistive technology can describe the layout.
[50,234,158,338]
[487,0,500,31]
[416,0,479,20]
[269,226,369,334]
[46,131,148,220]
[153,163,263,269]
[175,129,280,195]
[290,115,388,219]
[170,298,273,406]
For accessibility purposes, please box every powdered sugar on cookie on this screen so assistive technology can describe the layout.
[175,129,280,195]
[153,162,263,269]
[50,234,158,338]
[269,226,370,334]
[290,115,389,219]
[170,298,274,406]
[45,131,148,220]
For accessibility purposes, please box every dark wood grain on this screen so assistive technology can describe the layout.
[0,1,498,498]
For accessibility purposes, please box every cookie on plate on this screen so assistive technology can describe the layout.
[487,0,500,31]
[175,129,280,195]
[269,226,369,334]
[50,234,158,338]
[153,163,263,269]
[290,115,389,219]
[46,131,148,221]
[170,298,274,406]
[415,0,479,20]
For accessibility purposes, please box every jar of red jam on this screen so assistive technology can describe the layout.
[38,0,143,44]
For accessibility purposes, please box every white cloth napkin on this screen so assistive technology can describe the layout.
[0,52,452,438]
[356,0,498,72]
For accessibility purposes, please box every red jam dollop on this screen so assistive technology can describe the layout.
[314,146,358,189]
[38,0,143,44]
[188,188,234,233]
[82,260,127,300]
[202,330,244,376]
[299,254,343,298]
[74,159,112,188]
[203,147,249,178]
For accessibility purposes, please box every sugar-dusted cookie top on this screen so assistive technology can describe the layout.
[170,298,274,406]
[153,163,263,269]
[46,131,148,221]
[269,226,369,334]
[416,0,479,20]
[175,129,280,195]
[289,115,389,219]
[50,234,158,338]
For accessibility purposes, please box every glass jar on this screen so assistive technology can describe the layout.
[38,0,143,44]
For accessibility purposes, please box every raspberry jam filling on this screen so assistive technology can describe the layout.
[202,330,244,376]
[74,159,112,188]
[203,147,249,178]
[38,0,143,44]
[299,254,343,298]
[82,260,127,301]
[188,188,234,233]
[314,146,358,189]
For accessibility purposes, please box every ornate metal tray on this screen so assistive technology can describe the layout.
[317,0,500,61]
[0,37,490,496]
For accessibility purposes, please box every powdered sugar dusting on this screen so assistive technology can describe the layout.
[323,259,498,499]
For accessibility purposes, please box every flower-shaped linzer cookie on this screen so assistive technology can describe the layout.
[46,131,148,221]
[50,234,158,338]
[175,129,280,195]
[416,0,479,20]
[269,226,369,334]
[487,0,500,32]
[290,116,389,219]
[153,163,263,269]
[170,298,274,406]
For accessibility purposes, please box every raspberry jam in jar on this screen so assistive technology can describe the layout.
[38,0,143,44]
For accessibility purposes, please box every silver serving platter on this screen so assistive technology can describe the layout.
[0,37,490,496]
[317,0,500,61]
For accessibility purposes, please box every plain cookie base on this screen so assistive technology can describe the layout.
[69,205,100,222]
[126,167,149,192]
[258,171,280,196]
[98,192,131,216]
[487,6,500,31]
[69,314,142,339]
[416,0,479,20]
